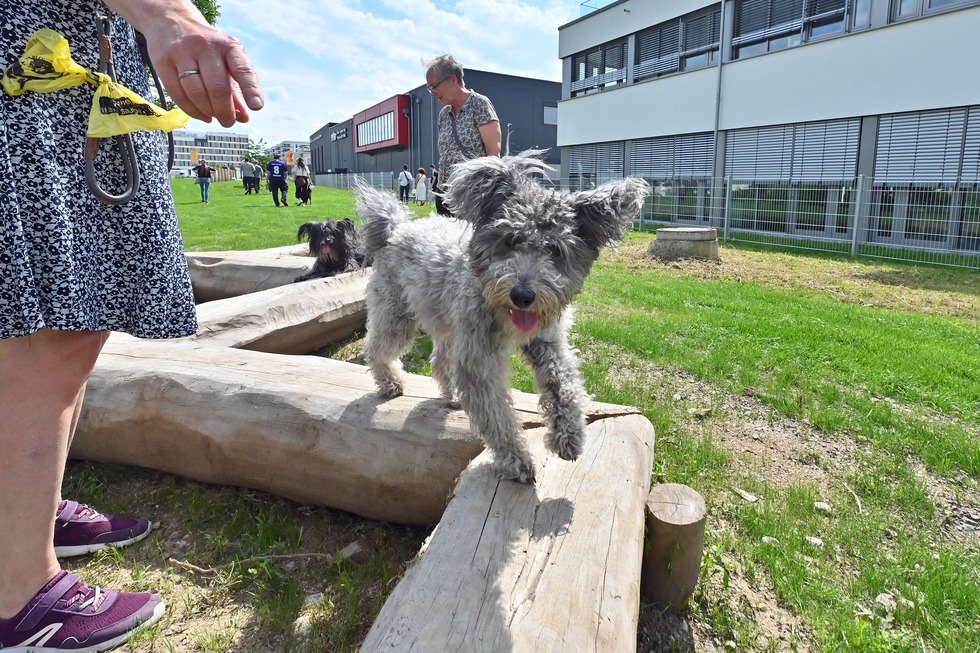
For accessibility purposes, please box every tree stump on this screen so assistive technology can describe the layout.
[649,227,719,260]
[640,483,707,609]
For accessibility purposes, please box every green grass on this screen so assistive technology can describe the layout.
[172,177,361,251]
[67,180,980,652]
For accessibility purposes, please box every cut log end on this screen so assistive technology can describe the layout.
[641,483,707,609]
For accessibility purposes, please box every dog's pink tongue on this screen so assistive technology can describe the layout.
[511,310,538,334]
[320,244,332,255]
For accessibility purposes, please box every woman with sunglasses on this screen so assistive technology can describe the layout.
[424,54,501,215]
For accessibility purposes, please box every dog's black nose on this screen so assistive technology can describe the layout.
[510,286,536,308]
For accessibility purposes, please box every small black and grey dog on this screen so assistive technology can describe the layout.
[355,151,650,484]
[294,219,364,282]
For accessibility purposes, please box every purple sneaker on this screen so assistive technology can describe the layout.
[53,501,152,558]
[0,570,165,652]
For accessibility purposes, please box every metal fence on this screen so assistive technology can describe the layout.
[605,175,979,270]
[317,171,980,270]
[315,172,394,192]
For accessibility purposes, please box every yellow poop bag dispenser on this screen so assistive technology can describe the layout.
[3,28,189,137]
[3,26,190,204]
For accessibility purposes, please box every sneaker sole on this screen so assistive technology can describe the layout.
[3,600,166,653]
[54,523,152,559]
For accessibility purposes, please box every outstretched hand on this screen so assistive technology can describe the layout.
[104,0,264,127]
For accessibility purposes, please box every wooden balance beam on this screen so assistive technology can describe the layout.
[362,413,656,651]
[73,337,642,527]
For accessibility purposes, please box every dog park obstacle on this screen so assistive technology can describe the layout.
[77,338,484,525]
[640,483,707,609]
[649,227,720,260]
[184,269,369,354]
[70,245,678,649]
[362,414,656,651]
[185,244,312,302]
[74,336,642,526]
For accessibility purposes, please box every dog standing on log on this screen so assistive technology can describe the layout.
[355,152,649,483]
[294,219,364,282]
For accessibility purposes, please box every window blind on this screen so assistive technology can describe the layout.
[631,133,714,179]
[725,118,859,181]
[874,109,967,183]
[569,142,625,177]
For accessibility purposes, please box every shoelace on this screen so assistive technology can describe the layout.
[63,582,106,613]
[66,503,105,522]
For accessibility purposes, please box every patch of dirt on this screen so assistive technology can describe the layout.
[629,364,978,652]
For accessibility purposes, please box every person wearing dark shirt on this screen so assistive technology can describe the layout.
[266,156,288,207]
[192,159,213,203]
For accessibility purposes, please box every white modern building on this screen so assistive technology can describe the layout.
[172,129,250,174]
[557,0,980,263]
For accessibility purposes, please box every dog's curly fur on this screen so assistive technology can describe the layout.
[355,151,650,483]
[294,218,364,282]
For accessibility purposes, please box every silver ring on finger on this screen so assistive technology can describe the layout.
[178,69,201,79]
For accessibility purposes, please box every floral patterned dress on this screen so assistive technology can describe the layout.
[0,0,197,339]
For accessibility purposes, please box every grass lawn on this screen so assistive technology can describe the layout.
[63,178,979,652]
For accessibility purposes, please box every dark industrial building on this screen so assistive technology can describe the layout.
[310,70,560,179]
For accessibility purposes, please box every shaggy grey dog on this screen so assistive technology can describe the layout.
[355,152,650,484]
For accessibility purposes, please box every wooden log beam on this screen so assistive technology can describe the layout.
[72,338,640,527]
[361,413,656,651]
[185,245,315,302]
[183,270,370,354]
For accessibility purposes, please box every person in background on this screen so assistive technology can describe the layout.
[193,158,213,203]
[415,166,428,206]
[397,164,412,203]
[292,156,313,206]
[250,158,262,194]
[429,164,442,214]
[241,158,256,194]
[266,153,289,207]
[0,0,263,649]
[424,53,501,215]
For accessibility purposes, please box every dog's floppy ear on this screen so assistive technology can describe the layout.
[569,177,650,251]
[339,218,356,236]
[445,150,551,225]
[297,221,315,242]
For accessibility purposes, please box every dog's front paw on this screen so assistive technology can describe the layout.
[547,426,585,461]
[377,379,404,398]
[495,449,536,485]
[443,397,461,410]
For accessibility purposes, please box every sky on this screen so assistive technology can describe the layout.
[183,0,586,147]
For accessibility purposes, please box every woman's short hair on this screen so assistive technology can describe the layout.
[425,54,464,85]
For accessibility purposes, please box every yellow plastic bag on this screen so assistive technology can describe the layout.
[3,28,189,137]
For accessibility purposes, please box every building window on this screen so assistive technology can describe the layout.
[634,6,720,83]
[568,142,625,190]
[357,112,395,147]
[891,0,976,20]
[681,6,722,71]
[732,0,846,60]
[571,39,627,97]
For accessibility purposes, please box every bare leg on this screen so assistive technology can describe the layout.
[0,328,107,619]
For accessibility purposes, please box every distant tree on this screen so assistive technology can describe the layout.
[246,139,271,167]
[192,0,221,24]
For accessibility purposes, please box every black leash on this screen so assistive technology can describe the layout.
[84,8,140,205]
[85,6,176,205]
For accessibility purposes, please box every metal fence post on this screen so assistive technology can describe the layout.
[723,175,732,242]
[850,174,867,259]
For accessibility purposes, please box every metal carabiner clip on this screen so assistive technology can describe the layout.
[84,9,141,205]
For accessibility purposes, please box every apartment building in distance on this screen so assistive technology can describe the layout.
[172,129,250,174]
